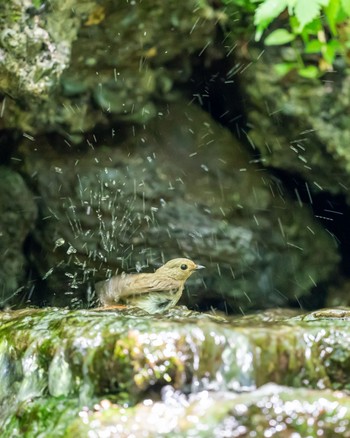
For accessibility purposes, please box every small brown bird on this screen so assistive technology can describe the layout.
[95,258,205,314]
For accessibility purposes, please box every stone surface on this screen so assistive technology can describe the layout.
[234,44,350,203]
[5,385,350,437]
[1,307,350,435]
[67,385,350,437]
[0,0,223,136]
[0,0,97,132]
[17,101,339,310]
[0,167,37,305]
[2,307,350,399]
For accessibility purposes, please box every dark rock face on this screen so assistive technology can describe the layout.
[0,167,37,305]
[235,46,350,202]
[18,102,339,310]
[0,1,341,311]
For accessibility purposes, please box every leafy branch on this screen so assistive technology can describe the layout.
[224,0,350,78]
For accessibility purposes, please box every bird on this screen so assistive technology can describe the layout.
[95,258,205,314]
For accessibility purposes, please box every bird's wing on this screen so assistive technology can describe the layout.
[118,274,181,296]
[96,273,181,305]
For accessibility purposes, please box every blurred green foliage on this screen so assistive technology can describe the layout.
[223,0,350,78]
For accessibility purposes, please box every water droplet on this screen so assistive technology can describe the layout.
[54,238,65,248]
[42,267,54,280]
[67,245,77,255]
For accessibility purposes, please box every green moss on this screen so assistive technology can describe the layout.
[2,397,82,438]
[3,307,350,403]
[2,308,350,433]
[66,385,350,436]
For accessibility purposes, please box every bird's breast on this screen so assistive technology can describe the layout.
[122,288,181,314]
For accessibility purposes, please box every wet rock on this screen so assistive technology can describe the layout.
[0,167,37,305]
[68,385,350,437]
[298,307,350,321]
[5,385,350,436]
[0,0,86,99]
[18,101,339,310]
[0,0,222,135]
[1,308,350,435]
[234,45,350,203]
[2,307,350,401]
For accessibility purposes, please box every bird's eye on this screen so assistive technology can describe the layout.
[181,264,188,270]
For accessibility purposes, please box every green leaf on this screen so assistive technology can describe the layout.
[264,29,296,45]
[323,39,342,63]
[323,46,335,64]
[254,0,288,27]
[328,38,342,50]
[302,18,323,34]
[341,0,350,15]
[32,0,43,8]
[304,40,323,53]
[255,26,265,41]
[325,0,340,34]
[289,15,301,33]
[293,0,330,29]
[298,65,319,78]
[274,62,298,76]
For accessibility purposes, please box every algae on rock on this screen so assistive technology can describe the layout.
[0,0,223,135]
[67,385,350,437]
[1,308,350,435]
[1,307,350,403]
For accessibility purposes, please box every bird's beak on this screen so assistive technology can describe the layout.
[195,264,205,270]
